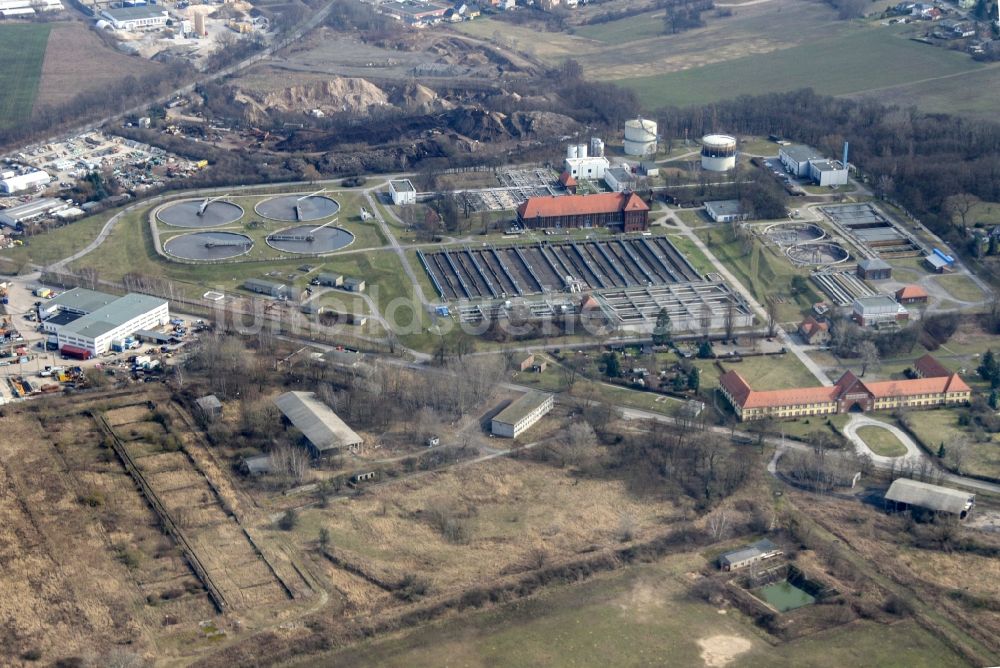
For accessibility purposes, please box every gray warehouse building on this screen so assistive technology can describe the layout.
[244,279,291,299]
[885,478,974,520]
[274,391,363,456]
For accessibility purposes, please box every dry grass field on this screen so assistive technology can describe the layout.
[290,455,682,597]
[33,22,163,111]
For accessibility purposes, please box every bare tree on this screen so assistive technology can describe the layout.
[944,193,979,235]
[271,444,311,486]
[858,340,880,377]
[765,297,779,338]
[707,509,730,540]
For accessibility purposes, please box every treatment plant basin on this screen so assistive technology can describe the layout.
[265,225,354,255]
[254,194,341,222]
[157,199,244,228]
[164,231,254,261]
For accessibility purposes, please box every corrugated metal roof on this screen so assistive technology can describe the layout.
[62,293,167,338]
[885,478,974,514]
[274,391,362,452]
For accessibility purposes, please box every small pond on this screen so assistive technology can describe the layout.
[755,581,816,612]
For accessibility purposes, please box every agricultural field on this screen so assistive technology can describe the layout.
[0,24,50,128]
[305,555,968,668]
[846,64,1000,123]
[32,22,163,111]
[620,26,982,109]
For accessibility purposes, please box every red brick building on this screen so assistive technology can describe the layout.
[516,192,650,232]
[719,355,971,421]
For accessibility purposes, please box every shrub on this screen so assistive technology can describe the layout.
[21,649,42,661]
[278,509,299,531]
[394,573,429,602]
[78,491,105,507]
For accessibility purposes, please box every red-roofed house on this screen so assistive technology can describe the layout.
[516,192,650,232]
[719,355,971,421]
[798,316,830,345]
[913,353,951,378]
[895,285,928,305]
[558,171,577,194]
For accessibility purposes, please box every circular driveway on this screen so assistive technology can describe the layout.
[843,414,924,466]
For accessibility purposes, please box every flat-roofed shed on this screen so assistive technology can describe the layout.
[885,478,975,519]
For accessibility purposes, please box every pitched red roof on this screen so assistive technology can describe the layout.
[721,370,838,409]
[863,374,970,399]
[517,192,649,219]
[895,285,928,300]
[721,358,970,411]
[559,171,577,187]
[914,354,950,378]
[799,315,828,337]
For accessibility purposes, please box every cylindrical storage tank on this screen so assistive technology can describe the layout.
[567,144,578,159]
[590,137,605,157]
[700,134,737,171]
[624,118,657,156]
[577,143,588,159]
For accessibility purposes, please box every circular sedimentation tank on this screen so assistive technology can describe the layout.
[701,134,737,172]
[254,194,341,222]
[164,231,254,261]
[764,222,825,245]
[786,241,849,266]
[624,117,657,156]
[265,224,355,255]
[156,199,244,228]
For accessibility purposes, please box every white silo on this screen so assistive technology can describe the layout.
[577,143,588,159]
[700,134,737,171]
[567,144,579,159]
[590,137,605,157]
[624,118,657,156]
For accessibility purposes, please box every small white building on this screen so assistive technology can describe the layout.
[0,170,51,194]
[491,391,553,438]
[389,179,416,205]
[808,160,849,187]
[603,167,635,193]
[704,200,748,223]
[564,156,610,181]
[852,295,909,327]
[100,6,169,31]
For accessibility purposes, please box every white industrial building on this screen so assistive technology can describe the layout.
[100,6,170,31]
[1,170,51,194]
[779,144,849,185]
[0,198,68,228]
[563,144,609,180]
[701,134,737,172]
[491,391,553,438]
[704,200,748,223]
[624,118,657,156]
[389,179,416,205]
[39,288,170,356]
[603,166,635,193]
[808,159,849,187]
[852,295,909,327]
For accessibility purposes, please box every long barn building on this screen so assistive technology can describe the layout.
[516,192,650,232]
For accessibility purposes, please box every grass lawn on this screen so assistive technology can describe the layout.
[574,11,665,43]
[856,426,908,457]
[665,234,713,276]
[620,26,981,109]
[0,24,50,128]
[713,354,819,391]
[301,555,969,668]
[675,209,710,227]
[0,212,111,268]
[694,225,816,323]
[904,409,1000,479]
[935,273,987,303]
